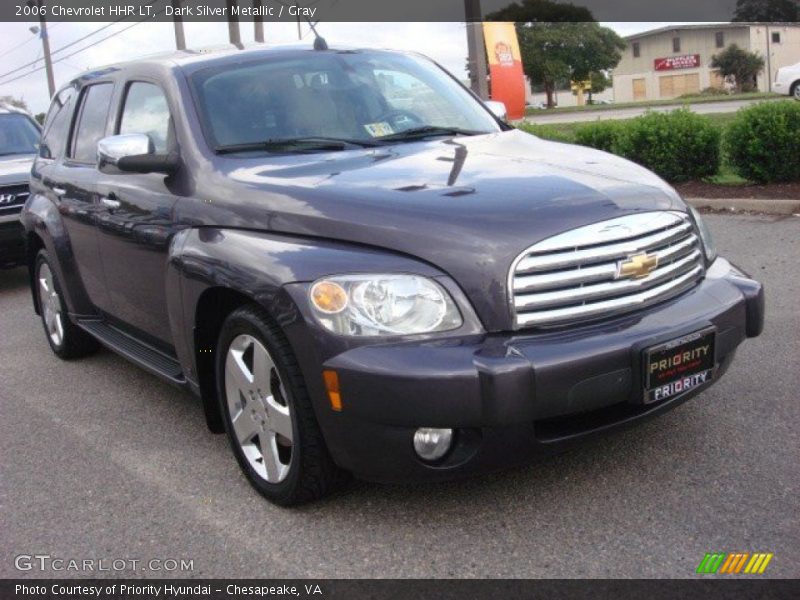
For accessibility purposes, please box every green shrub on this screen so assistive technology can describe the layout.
[516,122,575,144]
[613,109,721,183]
[574,121,623,153]
[724,101,800,183]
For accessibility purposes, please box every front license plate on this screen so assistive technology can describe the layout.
[644,328,716,404]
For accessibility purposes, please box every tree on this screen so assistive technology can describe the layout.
[514,22,625,108]
[0,96,29,111]
[588,71,612,104]
[733,0,799,21]
[710,44,765,93]
[487,0,594,22]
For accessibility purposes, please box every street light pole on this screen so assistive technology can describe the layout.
[253,0,265,43]
[464,0,489,100]
[27,0,55,98]
[171,0,187,50]
[226,0,243,49]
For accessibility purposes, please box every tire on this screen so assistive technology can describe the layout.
[793,81,800,101]
[35,250,99,359]
[216,304,349,506]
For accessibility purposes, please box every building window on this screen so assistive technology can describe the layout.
[633,42,640,58]
[772,32,781,44]
[715,32,725,48]
[673,37,681,53]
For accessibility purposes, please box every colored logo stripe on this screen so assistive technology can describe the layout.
[697,552,773,574]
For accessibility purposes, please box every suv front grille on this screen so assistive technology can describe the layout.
[0,184,29,216]
[510,211,705,328]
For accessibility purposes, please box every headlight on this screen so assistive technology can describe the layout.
[688,205,717,264]
[308,274,463,336]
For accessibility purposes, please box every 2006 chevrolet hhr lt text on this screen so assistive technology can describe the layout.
[22,45,764,505]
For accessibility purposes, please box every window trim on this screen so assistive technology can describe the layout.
[114,78,175,154]
[66,81,116,165]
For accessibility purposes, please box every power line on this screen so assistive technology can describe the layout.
[0,0,163,82]
[0,6,168,87]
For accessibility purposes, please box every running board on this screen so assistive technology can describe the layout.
[77,319,186,385]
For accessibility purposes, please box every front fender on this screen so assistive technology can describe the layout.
[21,193,95,316]
[168,227,472,435]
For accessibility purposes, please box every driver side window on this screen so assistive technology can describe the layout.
[119,82,172,153]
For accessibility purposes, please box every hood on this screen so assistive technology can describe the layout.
[186,129,687,330]
[0,154,35,187]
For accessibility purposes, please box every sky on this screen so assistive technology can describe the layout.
[0,21,702,114]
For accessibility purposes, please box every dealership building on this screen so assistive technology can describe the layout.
[613,23,800,102]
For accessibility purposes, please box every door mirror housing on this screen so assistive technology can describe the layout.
[97,134,179,175]
[484,100,508,122]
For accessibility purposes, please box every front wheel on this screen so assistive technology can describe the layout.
[216,305,348,506]
[793,82,800,100]
[35,250,98,359]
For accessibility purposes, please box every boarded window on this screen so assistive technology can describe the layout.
[633,78,647,101]
[659,73,700,98]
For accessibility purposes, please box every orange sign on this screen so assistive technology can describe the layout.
[482,22,526,120]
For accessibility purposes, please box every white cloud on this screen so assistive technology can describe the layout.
[0,21,469,114]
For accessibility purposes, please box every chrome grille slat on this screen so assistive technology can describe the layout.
[510,211,705,328]
[515,250,702,310]
[517,221,692,274]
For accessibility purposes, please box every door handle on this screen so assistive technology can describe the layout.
[101,196,121,210]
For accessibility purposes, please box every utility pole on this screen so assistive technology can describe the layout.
[226,0,243,48]
[464,0,489,100]
[253,0,264,43]
[27,0,55,98]
[171,0,186,50]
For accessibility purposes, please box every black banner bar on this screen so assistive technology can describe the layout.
[3,0,797,23]
[3,579,800,600]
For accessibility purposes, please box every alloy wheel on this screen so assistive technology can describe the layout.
[38,263,64,347]
[224,334,294,483]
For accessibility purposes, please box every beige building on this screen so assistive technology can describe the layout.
[614,23,800,103]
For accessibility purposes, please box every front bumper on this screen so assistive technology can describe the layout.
[293,259,764,483]
[0,217,25,268]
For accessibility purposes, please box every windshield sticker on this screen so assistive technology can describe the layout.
[364,122,394,137]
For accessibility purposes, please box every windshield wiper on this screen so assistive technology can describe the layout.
[378,126,484,142]
[215,136,383,154]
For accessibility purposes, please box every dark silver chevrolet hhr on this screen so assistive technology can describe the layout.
[22,45,764,505]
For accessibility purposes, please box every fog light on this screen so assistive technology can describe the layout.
[413,427,453,462]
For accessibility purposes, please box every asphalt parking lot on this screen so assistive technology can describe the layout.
[1,214,798,579]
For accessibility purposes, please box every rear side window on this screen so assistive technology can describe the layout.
[119,82,172,153]
[70,83,114,163]
[40,86,75,159]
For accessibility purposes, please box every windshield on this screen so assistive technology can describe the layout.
[0,113,40,156]
[190,50,501,152]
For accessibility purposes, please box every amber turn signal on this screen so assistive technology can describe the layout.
[323,370,342,411]
[310,280,348,314]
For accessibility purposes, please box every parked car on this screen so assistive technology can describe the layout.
[773,62,800,99]
[22,46,764,506]
[1,104,40,268]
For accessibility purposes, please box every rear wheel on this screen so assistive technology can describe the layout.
[793,81,800,100]
[35,250,98,359]
[216,305,348,506]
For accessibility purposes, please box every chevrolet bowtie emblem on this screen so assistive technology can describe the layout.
[617,253,658,280]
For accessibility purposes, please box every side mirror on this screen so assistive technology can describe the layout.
[484,100,508,122]
[97,134,179,175]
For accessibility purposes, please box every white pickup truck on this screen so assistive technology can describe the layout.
[773,62,800,99]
